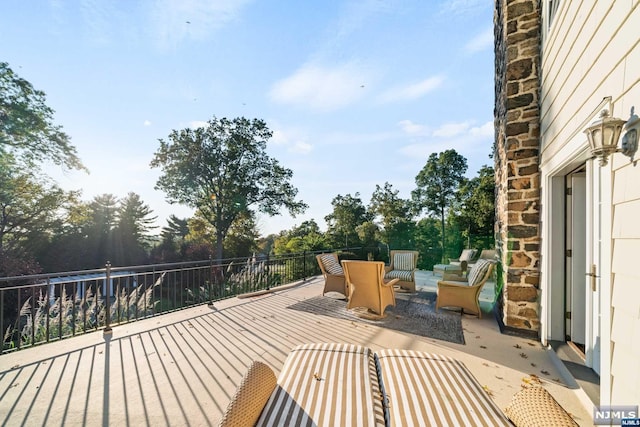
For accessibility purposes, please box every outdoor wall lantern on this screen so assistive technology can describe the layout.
[585,107,639,166]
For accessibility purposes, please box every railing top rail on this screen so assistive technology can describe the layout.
[0,246,366,287]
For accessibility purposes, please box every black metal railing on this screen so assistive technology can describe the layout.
[0,247,368,354]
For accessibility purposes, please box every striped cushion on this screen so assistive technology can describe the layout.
[459,249,476,262]
[384,269,413,282]
[376,349,510,426]
[257,343,385,427]
[393,253,415,271]
[467,259,492,286]
[320,254,344,275]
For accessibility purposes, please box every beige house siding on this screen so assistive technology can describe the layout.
[611,167,640,405]
[538,0,640,407]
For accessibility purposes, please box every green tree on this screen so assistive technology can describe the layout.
[113,192,157,265]
[355,221,380,249]
[0,154,73,274]
[369,182,412,246]
[85,194,119,267]
[452,165,495,249]
[223,211,260,258]
[152,215,190,262]
[150,116,307,260]
[0,62,84,171]
[412,149,467,260]
[40,193,92,271]
[414,217,442,270]
[324,193,372,248]
[272,220,327,255]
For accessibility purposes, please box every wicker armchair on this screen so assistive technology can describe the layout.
[436,259,495,318]
[343,260,398,318]
[467,249,497,271]
[448,248,477,274]
[384,250,419,293]
[316,253,348,298]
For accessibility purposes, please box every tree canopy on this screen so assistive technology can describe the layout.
[412,149,468,260]
[324,193,372,248]
[452,165,495,249]
[0,62,85,171]
[150,116,307,260]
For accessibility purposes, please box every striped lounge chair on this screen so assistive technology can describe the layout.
[218,343,510,426]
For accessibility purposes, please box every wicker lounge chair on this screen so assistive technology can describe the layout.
[316,253,348,299]
[384,250,419,292]
[436,259,495,318]
[342,260,398,318]
[467,249,497,270]
[449,248,478,273]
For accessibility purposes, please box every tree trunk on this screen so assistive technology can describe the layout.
[215,229,224,261]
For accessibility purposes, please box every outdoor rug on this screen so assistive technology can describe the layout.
[287,291,465,345]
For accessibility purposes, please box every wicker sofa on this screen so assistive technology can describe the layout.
[218,343,510,426]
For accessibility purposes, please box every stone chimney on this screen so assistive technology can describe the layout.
[494,0,541,334]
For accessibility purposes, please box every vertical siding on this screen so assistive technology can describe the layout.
[540,0,640,406]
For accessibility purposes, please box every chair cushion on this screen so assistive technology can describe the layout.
[376,349,510,426]
[321,254,343,275]
[393,253,415,271]
[256,343,385,426]
[467,259,492,286]
[385,269,413,282]
[459,249,476,262]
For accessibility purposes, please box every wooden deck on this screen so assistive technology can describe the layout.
[0,277,593,426]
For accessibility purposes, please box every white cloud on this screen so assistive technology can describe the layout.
[149,0,252,49]
[189,120,209,129]
[465,27,493,53]
[433,121,471,138]
[269,62,372,111]
[469,120,494,138]
[439,0,486,16]
[144,120,152,126]
[398,120,428,136]
[378,75,444,103]
[291,141,313,154]
[399,119,494,167]
[269,125,313,154]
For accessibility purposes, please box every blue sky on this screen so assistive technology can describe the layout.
[1,0,495,236]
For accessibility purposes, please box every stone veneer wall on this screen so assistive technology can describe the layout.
[494,0,541,333]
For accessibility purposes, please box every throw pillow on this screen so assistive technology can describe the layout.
[467,259,491,286]
[320,254,343,275]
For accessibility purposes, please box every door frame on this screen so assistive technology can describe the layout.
[539,104,614,404]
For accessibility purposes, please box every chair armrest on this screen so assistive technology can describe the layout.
[505,386,578,427]
[218,361,276,427]
[384,265,392,273]
[383,278,400,288]
[449,258,461,263]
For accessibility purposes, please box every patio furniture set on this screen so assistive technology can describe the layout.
[217,249,578,427]
[316,249,496,318]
